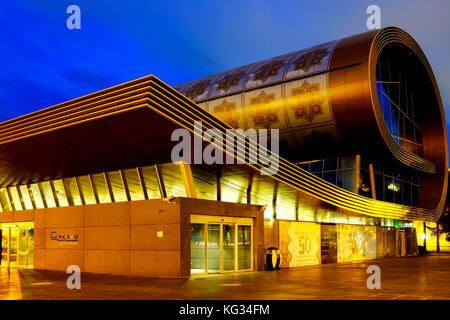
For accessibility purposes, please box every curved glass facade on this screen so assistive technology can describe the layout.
[375,46,425,156]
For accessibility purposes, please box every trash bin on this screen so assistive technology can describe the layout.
[265,247,282,270]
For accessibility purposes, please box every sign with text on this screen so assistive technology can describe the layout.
[279,221,321,267]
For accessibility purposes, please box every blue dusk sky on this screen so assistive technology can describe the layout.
[1,0,449,141]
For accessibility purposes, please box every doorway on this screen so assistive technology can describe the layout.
[190,215,253,275]
[1,222,34,268]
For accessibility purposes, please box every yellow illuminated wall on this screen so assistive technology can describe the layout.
[337,225,377,262]
[279,220,321,267]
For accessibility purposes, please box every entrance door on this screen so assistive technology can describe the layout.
[190,215,253,275]
[1,222,34,268]
[321,224,337,264]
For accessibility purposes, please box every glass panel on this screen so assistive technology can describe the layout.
[403,183,411,207]
[337,169,355,192]
[40,181,56,208]
[29,184,45,209]
[339,156,355,169]
[9,228,18,265]
[221,177,247,203]
[159,163,187,197]
[141,166,161,199]
[310,160,323,173]
[191,166,217,201]
[384,177,395,203]
[91,173,111,204]
[27,228,34,266]
[323,171,337,185]
[9,187,23,211]
[78,175,97,205]
[238,225,251,270]
[124,168,145,201]
[298,162,309,171]
[323,158,337,172]
[222,224,236,271]
[0,188,12,211]
[63,177,82,206]
[190,223,205,273]
[53,180,69,207]
[107,171,128,202]
[19,185,34,210]
[207,224,220,273]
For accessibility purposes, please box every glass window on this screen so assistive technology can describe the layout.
[19,185,34,210]
[63,177,83,206]
[107,171,128,202]
[323,159,337,172]
[323,171,337,185]
[91,173,111,204]
[8,187,23,211]
[159,163,186,198]
[337,170,355,192]
[384,177,394,204]
[52,180,69,207]
[29,184,45,209]
[0,188,13,211]
[310,160,323,173]
[124,168,146,201]
[298,162,309,171]
[402,182,412,206]
[141,166,162,199]
[190,223,205,274]
[238,225,252,270]
[339,156,355,170]
[77,175,97,205]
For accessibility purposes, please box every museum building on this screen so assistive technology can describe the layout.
[0,27,448,277]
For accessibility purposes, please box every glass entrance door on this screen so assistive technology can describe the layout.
[190,215,253,275]
[1,222,34,268]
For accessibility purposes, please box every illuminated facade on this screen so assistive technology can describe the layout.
[0,27,448,277]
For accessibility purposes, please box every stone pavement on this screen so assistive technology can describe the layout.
[1,254,449,300]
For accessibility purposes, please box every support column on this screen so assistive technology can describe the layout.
[369,163,376,199]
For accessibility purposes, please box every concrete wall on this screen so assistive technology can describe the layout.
[32,199,189,278]
[1,197,263,277]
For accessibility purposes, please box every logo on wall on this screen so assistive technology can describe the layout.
[50,231,79,245]
[291,80,324,122]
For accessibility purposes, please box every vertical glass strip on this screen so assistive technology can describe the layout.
[107,171,127,202]
[141,166,162,199]
[29,184,45,209]
[40,181,56,208]
[124,168,145,201]
[91,173,111,204]
[78,175,97,205]
[52,180,69,207]
[19,185,34,210]
[0,188,12,212]
[8,187,23,211]
[63,177,82,206]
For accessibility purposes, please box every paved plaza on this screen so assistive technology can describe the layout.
[1,254,449,300]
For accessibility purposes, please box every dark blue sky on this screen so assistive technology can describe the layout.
[1,0,449,139]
